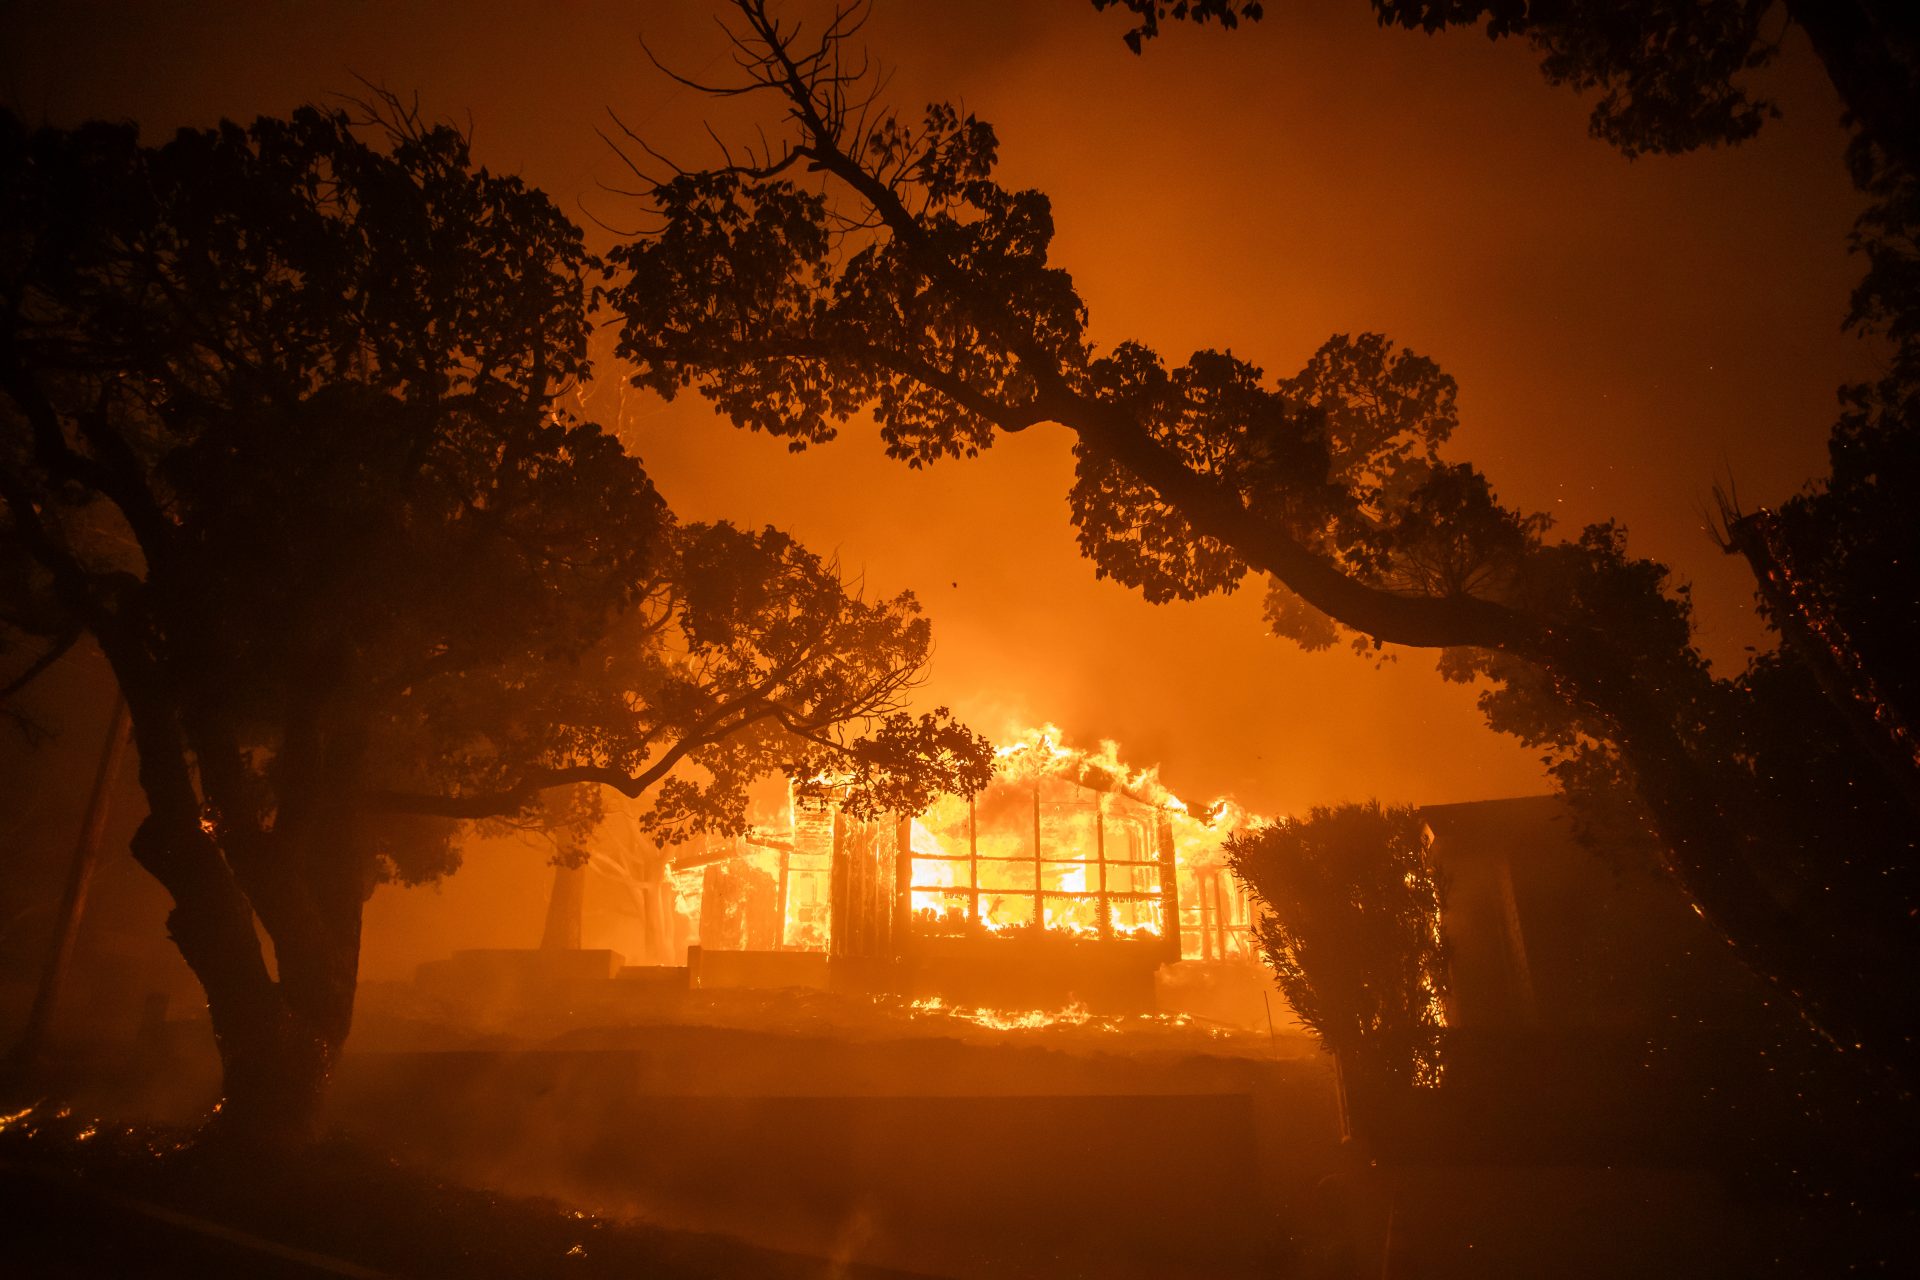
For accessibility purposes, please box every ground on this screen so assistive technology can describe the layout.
[4,980,1914,1277]
[0,1106,928,1278]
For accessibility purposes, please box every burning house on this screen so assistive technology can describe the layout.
[573,729,1268,1012]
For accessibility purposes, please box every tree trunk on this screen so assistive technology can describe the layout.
[208,1002,338,1145]
[12,697,131,1071]
[87,636,371,1142]
[130,814,362,1144]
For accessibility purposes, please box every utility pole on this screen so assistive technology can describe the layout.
[11,695,132,1072]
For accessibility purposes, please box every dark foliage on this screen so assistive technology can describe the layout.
[1098,0,1790,157]
[1227,802,1448,1087]
[1091,0,1266,54]
[1369,0,1786,156]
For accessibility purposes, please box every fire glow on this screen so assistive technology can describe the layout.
[898,996,1229,1036]
[621,726,1274,966]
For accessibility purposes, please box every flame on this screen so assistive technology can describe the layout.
[912,725,1273,956]
[910,996,1098,1031]
[609,723,1276,963]
[894,995,1229,1037]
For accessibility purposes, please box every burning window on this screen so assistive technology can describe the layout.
[907,777,1171,941]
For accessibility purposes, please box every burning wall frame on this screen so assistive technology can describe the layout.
[681,777,1184,962]
[664,736,1262,1005]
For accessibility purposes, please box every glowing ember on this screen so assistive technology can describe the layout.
[910,996,1099,1031]
[894,996,1226,1036]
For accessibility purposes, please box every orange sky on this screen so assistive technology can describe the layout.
[3,0,1877,827]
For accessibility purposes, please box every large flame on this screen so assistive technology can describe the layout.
[608,723,1275,965]
[905,724,1271,956]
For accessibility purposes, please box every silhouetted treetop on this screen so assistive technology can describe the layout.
[610,6,1543,650]
[612,99,1089,467]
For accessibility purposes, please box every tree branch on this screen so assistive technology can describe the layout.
[0,624,82,703]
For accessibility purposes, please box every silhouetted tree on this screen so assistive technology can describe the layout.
[606,1,1917,1088]
[1227,802,1448,1090]
[1090,0,1265,55]
[0,100,990,1140]
[367,516,996,847]
[1095,2,1918,167]
[1101,0,1920,1044]
[1222,7,1920,1101]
